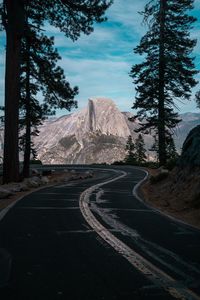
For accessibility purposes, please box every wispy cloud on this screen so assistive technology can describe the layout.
[59,57,134,111]
[0,0,199,115]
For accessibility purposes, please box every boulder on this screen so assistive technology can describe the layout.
[41,176,49,184]
[31,168,40,176]
[25,176,42,188]
[178,125,200,167]
[8,184,22,193]
[85,170,94,178]
[19,182,30,191]
[0,188,13,199]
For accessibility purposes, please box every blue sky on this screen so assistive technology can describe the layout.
[0,0,200,116]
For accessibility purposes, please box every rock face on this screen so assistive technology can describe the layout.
[33,98,136,164]
[0,98,199,165]
[173,113,200,151]
[179,125,200,167]
[31,99,200,164]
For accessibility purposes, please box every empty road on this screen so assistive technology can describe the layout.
[0,166,200,300]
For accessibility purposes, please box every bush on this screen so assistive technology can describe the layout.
[42,170,52,176]
[191,192,200,208]
[165,157,179,171]
[141,161,159,169]
[112,160,125,165]
[30,159,42,165]
[150,172,168,184]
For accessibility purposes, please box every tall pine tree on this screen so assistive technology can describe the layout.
[125,135,136,164]
[135,134,147,164]
[1,0,113,183]
[195,90,200,109]
[130,0,198,166]
[166,137,178,161]
[20,18,78,178]
[1,0,25,183]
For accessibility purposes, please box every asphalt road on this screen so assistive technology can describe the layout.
[0,166,200,300]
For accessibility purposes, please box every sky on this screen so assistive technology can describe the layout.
[0,0,200,116]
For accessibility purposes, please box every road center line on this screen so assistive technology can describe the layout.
[79,168,200,300]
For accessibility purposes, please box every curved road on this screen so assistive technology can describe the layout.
[0,166,200,300]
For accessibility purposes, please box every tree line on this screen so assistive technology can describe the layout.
[124,133,178,167]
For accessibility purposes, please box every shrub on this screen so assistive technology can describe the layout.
[112,160,125,165]
[141,161,159,169]
[150,172,168,184]
[191,192,200,208]
[30,159,42,165]
[165,157,179,171]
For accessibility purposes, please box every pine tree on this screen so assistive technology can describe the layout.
[1,0,25,183]
[195,91,200,109]
[150,132,178,163]
[20,20,79,178]
[166,136,178,161]
[1,0,112,183]
[135,134,147,164]
[125,135,136,164]
[130,0,198,166]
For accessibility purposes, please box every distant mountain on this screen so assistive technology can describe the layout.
[0,98,199,164]
[174,113,200,151]
[33,98,133,164]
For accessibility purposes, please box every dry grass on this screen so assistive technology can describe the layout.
[141,167,200,229]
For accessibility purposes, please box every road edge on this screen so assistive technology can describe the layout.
[0,184,55,222]
[79,167,200,300]
[133,168,200,232]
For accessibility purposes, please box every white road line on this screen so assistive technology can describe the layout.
[132,169,200,232]
[79,168,200,300]
[91,191,200,281]
[96,208,153,212]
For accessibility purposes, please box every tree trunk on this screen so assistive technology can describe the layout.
[3,0,25,183]
[158,0,167,166]
[23,34,31,178]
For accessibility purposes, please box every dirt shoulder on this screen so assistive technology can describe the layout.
[0,170,93,212]
[1,167,200,230]
[140,168,200,230]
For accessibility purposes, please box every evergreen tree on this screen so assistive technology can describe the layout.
[20,15,79,177]
[130,0,198,166]
[195,90,200,109]
[135,134,147,164]
[1,0,112,183]
[150,132,178,163]
[125,135,136,164]
[166,136,178,161]
[1,0,25,183]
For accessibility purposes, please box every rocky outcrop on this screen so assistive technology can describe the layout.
[0,98,199,165]
[33,98,135,164]
[32,99,200,164]
[179,125,200,167]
